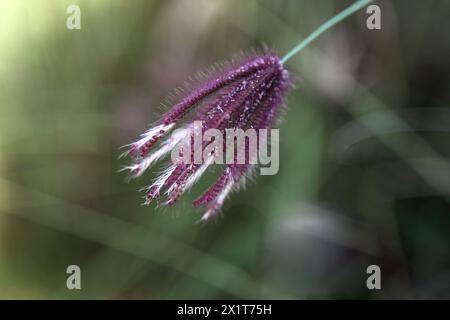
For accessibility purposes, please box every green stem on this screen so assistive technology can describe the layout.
[281,0,373,64]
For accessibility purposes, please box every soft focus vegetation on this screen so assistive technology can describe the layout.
[0,0,449,299]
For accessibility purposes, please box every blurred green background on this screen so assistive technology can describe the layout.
[1,0,449,299]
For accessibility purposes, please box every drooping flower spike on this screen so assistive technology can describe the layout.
[120,0,373,220]
[121,52,291,220]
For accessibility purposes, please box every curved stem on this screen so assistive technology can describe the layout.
[281,0,373,64]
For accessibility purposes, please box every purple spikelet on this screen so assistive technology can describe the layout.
[120,52,291,221]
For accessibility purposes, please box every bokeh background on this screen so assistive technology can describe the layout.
[1,0,449,299]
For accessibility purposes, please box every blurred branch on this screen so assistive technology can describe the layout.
[0,177,289,299]
[348,88,450,199]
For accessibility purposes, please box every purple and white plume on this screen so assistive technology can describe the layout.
[121,52,291,220]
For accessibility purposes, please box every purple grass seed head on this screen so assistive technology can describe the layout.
[120,51,291,221]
